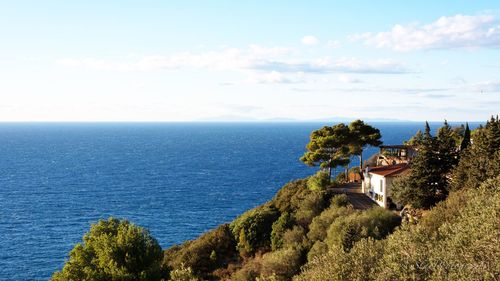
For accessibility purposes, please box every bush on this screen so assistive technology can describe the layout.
[325,207,400,251]
[306,241,328,262]
[259,247,303,281]
[270,212,293,251]
[169,263,198,281]
[380,176,500,281]
[293,191,330,227]
[230,204,280,256]
[330,194,350,208]
[307,204,354,242]
[307,171,331,191]
[296,238,385,281]
[272,180,309,214]
[282,226,308,249]
[51,217,165,281]
[163,224,237,279]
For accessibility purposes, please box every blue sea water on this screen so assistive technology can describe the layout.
[0,122,479,280]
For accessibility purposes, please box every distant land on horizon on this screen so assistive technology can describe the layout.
[195,115,488,123]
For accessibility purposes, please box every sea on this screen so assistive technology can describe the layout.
[0,122,480,280]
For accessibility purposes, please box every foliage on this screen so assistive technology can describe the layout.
[307,202,353,242]
[306,171,331,191]
[230,204,280,256]
[460,122,471,151]
[169,263,198,281]
[451,116,500,191]
[379,177,500,281]
[51,217,165,281]
[404,129,424,146]
[325,207,400,251]
[348,119,383,171]
[271,179,309,214]
[330,194,350,208]
[293,190,330,227]
[392,121,454,208]
[296,177,500,281]
[296,238,386,281]
[259,247,304,281]
[163,224,237,279]
[300,124,351,180]
[270,212,293,251]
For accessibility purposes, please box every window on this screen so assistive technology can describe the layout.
[380,179,383,193]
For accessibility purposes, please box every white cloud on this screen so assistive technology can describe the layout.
[301,35,319,45]
[57,45,293,72]
[467,81,500,92]
[253,57,410,74]
[355,14,500,51]
[58,47,409,75]
[337,74,362,83]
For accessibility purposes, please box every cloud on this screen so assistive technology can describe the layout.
[57,45,293,72]
[337,74,362,83]
[467,81,500,92]
[301,35,319,45]
[252,57,410,74]
[355,14,500,51]
[58,46,410,76]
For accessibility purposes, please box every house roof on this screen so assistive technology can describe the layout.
[368,163,409,177]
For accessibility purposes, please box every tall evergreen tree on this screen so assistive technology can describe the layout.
[452,116,500,190]
[392,121,457,208]
[460,122,471,151]
[436,120,459,189]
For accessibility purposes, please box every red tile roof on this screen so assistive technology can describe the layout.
[368,163,409,177]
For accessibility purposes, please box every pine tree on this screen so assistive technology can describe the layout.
[300,124,352,181]
[460,122,471,151]
[451,116,500,190]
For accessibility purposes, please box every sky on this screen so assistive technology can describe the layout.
[0,1,499,122]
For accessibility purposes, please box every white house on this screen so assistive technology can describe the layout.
[362,163,409,208]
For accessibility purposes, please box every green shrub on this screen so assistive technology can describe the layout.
[379,177,500,281]
[163,224,237,279]
[272,180,309,214]
[259,247,303,281]
[169,263,198,281]
[325,207,400,251]
[307,171,331,191]
[307,205,354,242]
[293,191,330,227]
[296,238,385,281]
[51,217,165,281]
[306,241,328,262]
[282,225,308,249]
[230,204,280,256]
[330,194,350,208]
[270,212,293,251]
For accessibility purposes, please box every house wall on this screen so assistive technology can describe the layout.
[368,173,386,208]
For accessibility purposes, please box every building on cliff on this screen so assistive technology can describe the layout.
[362,145,415,208]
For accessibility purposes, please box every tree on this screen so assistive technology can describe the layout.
[348,120,383,173]
[460,122,471,151]
[404,129,424,146]
[51,217,165,281]
[300,124,351,181]
[391,121,444,208]
[451,116,500,190]
[435,120,459,191]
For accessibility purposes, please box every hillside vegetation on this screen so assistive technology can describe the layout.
[51,117,500,281]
